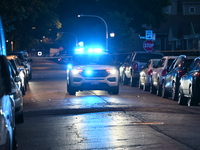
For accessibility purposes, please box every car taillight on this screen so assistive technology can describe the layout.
[133,63,138,71]
[162,69,167,76]
[194,72,200,77]
[178,70,185,77]
[148,69,153,75]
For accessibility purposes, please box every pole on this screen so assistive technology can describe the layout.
[78,14,108,51]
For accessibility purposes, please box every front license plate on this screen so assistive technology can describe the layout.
[91,81,99,85]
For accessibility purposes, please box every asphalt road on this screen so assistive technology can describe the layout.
[16,58,200,150]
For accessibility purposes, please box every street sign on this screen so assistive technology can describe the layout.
[146,30,153,40]
[143,40,154,53]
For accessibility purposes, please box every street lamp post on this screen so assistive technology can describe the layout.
[62,32,78,46]
[78,14,108,51]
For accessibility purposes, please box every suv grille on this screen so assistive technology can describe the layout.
[80,70,109,77]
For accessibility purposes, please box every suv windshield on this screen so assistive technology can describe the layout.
[73,54,114,65]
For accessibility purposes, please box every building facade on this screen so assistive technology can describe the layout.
[154,0,200,54]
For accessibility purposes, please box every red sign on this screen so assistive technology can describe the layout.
[143,40,154,53]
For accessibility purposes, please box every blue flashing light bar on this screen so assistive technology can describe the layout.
[75,46,104,54]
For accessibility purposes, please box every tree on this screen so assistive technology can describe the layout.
[56,0,171,52]
[104,11,132,53]
[0,0,61,51]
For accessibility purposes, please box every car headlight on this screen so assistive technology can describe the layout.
[72,69,83,75]
[106,69,118,74]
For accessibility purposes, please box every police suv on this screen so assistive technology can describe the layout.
[66,49,119,95]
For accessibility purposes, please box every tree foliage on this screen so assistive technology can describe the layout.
[0,0,171,51]
[0,0,61,50]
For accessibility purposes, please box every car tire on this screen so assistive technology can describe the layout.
[109,86,119,95]
[16,112,24,124]
[21,85,26,96]
[171,82,178,101]
[178,90,187,105]
[5,131,10,150]
[187,86,199,106]
[67,84,76,95]
[156,80,161,96]
[150,82,156,94]
[143,83,149,91]
[29,71,32,80]
[138,79,143,89]
[129,76,137,87]
[122,73,128,85]
[161,82,169,98]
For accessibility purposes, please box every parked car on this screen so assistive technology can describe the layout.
[161,55,196,101]
[10,76,24,123]
[0,55,17,150]
[119,52,163,87]
[8,51,32,81]
[139,59,160,91]
[7,55,27,95]
[178,56,200,106]
[150,56,178,96]
[8,60,24,123]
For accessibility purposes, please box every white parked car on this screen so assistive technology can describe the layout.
[150,56,178,96]
[139,59,160,91]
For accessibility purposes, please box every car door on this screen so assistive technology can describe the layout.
[164,57,179,90]
[181,59,199,95]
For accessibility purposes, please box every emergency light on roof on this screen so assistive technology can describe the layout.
[75,47,103,54]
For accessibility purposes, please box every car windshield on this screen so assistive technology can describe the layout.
[72,54,114,65]
[9,53,25,62]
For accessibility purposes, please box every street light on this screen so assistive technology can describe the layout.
[61,32,78,46]
[78,14,108,51]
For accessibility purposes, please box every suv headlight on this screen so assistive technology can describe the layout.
[106,69,118,74]
[72,69,83,75]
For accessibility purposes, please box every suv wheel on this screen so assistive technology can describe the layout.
[109,86,119,95]
[67,84,76,95]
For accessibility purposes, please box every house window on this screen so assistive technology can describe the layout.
[189,7,195,14]
[164,6,171,13]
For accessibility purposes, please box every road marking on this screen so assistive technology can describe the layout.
[133,122,164,125]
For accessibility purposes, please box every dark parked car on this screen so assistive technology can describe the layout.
[7,55,27,95]
[8,51,32,80]
[119,52,163,87]
[161,55,196,101]
[178,56,200,106]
